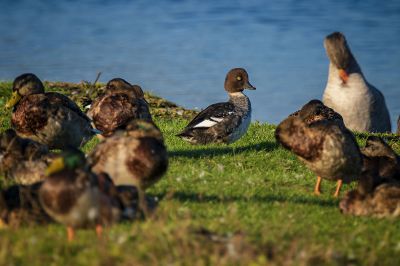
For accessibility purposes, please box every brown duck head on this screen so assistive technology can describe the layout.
[106,78,144,99]
[224,68,256,93]
[6,73,45,108]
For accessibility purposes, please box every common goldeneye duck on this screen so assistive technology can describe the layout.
[87,78,152,137]
[322,32,391,133]
[5,73,95,149]
[177,68,256,144]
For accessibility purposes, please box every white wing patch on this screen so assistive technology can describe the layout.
[193,117,224,128]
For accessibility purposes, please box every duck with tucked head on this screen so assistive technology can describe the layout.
[177,68,256,144]
[289,99,344,127]
[89,120,168,217]
[340,137,400,217]
[361,136,400,182]
[87,78,152,137]
[0,129,53,185]
[275,115,362,197]
[322,32,391,133]
[39,149,120,242]
[6,73,95,149]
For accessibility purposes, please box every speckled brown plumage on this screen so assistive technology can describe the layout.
[89,120,167,216]
[8,73,94,149]
[275,116,362,188]
[0,182,53,227]
[89,120,167,188]
[87,78,152,137]
[361,136,400,182]
[289,99,344,127]
[340,136,400,217]
[340,182,400,217]
[0,129,54,185]
[39,150,120,231]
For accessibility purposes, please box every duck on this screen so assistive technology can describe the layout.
[87,78,152,137]
[275,115,362,197]
[339,182,400,218]
[6,73,95,149]
[322,32,391,133]
[177,68,256,144]
[39,149,120,241]
[289,99,344,127]
[89,119,168,216]
[0,129,54,185]
[361,136,400,182]
[340,138,400,217]
[0,182,52,227]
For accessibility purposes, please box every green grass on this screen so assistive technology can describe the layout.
[1,82,400,265]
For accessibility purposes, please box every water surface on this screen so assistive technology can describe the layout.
[0,0,399,129]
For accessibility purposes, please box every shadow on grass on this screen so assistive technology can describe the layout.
[155,191,337,207]
[169,141,279,158]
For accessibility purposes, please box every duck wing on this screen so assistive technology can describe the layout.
[45,92,91,123]
[184,102,236,130]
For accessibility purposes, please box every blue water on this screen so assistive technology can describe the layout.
[1,0,399,129]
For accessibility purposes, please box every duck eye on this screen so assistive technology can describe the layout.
[236,76,242,81]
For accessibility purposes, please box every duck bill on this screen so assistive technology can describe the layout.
[5,91,22,108]
[338,69,349,83]
[45,158,65,176]
[244,81,256,90]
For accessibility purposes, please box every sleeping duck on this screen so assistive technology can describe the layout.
[0,129,54,185]
[39,149,120,241]
[87,78,152,137]
[6,73,95,149]
[0,182,52,227]
[340,139,400,217]
[361,136,400,182]
[340,182,400,218]
[322,32,391,133]
[289,99,344,127]
[89,120,168,216]
[275,116,362,197]
[177,68,256,144]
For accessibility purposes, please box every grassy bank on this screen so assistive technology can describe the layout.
[0,81,400,265]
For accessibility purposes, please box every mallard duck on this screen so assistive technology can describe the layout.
[340,181,400,217]
[89,120,168,216]
[6,73,95,149]
[361,136,400,182]
[289,99,344,127]
[340,136,400,217]
[0,129,54,185]
[0,182,52,227]
[87,78,152,137]
[39,149,120,241]
[322,32,391,133]
[275,116,362,197]
[177,68,256,144]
